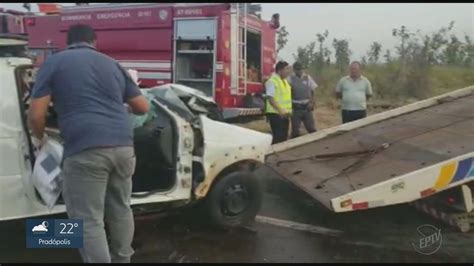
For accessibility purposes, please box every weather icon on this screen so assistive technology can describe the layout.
[32,221,49,233]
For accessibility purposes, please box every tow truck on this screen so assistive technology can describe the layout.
[23,3,280,120]
[266,86,474,232]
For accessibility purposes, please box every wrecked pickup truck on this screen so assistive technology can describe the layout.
[0,33,272,228]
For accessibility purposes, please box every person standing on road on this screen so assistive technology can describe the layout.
[27,24,149,263]
[335,61,373,123]
[288,62,318,138]
[265,61,292,144]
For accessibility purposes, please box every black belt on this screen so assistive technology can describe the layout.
[293,102,310,109]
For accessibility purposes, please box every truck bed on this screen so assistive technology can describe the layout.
[266,92,474,210]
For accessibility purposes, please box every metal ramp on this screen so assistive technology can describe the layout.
[266,91,474,210]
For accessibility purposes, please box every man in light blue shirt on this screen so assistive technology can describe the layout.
[335,61,373,123]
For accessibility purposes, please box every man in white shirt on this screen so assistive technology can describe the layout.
[335,61,373,123]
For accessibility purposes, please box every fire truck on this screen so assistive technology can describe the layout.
[23,3,280,120]
[0,8,26,36]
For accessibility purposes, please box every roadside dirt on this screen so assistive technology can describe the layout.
[237,101,400,133]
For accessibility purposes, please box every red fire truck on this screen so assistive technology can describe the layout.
[0,8,26,36]
[23,3,280,119]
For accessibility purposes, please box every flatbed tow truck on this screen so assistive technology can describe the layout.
[266,86,474,232]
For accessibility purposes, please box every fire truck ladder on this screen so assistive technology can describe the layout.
[236,3,248,96]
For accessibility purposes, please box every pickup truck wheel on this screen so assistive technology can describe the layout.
[205,171,262,228]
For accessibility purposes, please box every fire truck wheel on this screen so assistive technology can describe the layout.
[205,170,263,228]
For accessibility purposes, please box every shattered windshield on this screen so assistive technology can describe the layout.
[139,87,195,123]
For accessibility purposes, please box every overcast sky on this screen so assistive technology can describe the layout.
[2,3,473,62]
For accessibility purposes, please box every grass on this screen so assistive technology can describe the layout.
[237,102,396,134]
[237,63,474,133]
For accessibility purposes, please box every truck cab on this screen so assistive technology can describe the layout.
[0,32,273,228]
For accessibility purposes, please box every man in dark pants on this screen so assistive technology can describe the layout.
[335,61,373,123]
[28,24,149,263]
[288,62,318,138]
[265,61,292,144]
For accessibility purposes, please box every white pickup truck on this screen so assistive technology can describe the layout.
[0,34,272,228]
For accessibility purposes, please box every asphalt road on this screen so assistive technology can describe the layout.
[1,165,473,263]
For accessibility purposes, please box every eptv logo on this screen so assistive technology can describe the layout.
[412,224,442,255]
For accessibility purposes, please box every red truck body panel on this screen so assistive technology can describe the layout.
[24,3,277,112]
[0,9,26,36]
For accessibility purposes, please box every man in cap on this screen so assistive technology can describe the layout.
[287,62,318,138]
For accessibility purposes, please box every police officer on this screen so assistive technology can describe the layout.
[288,62,318,138]
[265,61,292,144]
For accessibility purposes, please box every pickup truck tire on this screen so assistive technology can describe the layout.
[205,171,263,228]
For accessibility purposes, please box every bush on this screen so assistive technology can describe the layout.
[305,62,473,106]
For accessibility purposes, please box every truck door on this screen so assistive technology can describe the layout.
[173,18,217,98]
[260,21,276,81]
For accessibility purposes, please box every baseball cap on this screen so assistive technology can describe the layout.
[293,62,303,70]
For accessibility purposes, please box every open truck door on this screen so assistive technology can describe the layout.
[173,18,217,98]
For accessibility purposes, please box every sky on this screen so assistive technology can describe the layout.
[2,3,473,62]
[261,3,474,62]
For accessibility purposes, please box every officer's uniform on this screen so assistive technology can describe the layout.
[288,73,317,138]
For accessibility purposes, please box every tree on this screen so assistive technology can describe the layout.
[463,35,474,67]
[367,41,382,64]
[392,22,456,67]
[315,30,330,69]
[293,41,316,69]
[392,25,416,63]
[392,25,419,93]
[276,26,289,54]
[332,38,351,73]
[384,49,392,63]
[421,21,453,64]
[389,22,464,98]
[442,35,463,65]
